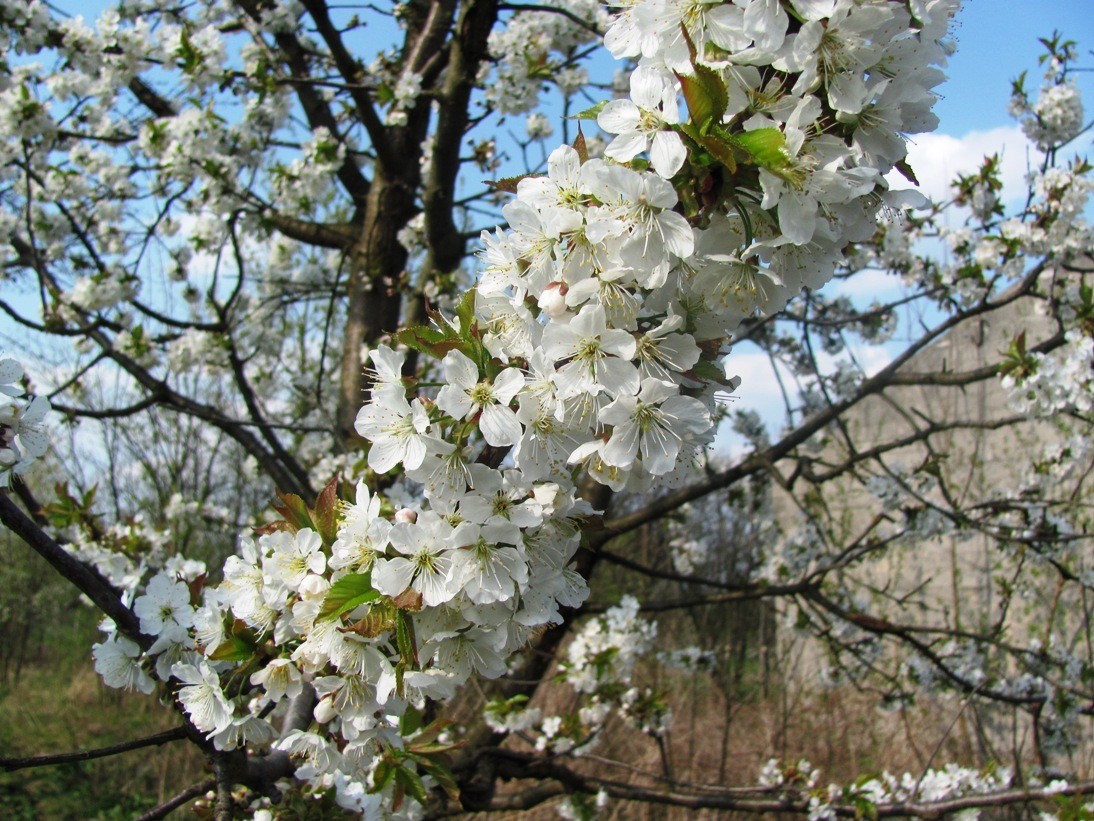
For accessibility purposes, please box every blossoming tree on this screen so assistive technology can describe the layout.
[1,0,1092,817]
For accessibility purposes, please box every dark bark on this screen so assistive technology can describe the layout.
[336,170,419,447]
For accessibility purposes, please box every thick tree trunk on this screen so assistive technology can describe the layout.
[337,171,417,448]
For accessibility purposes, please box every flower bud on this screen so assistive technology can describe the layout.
[314,697,338,724]
[299,574,330,600]
[538,282,568,318]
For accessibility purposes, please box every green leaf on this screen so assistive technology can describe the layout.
[894,158,920,186]
[573,127,589,163]
[395,324,462,359]
[395,766,429,806]
[731,127,790,172]
[853,795,879,821]
[312,475,340,546]
[697,132,738,174]
[317,571,380,622]
[571,100,608,120]
[208,636,257,662]
[410,717,452,748]
[676,65,728,132]
[691,357,733,385]
[371,758,396,793]
[678,121,703,145]
[396,323,447,347]
[273,491,314,533]
[341,600,397,637]
[395,660,406,698]
[485,173,536,194]
[395,610,419,668]
[455,286,477,340]
[411,754,461,802]
[400,705,424,736]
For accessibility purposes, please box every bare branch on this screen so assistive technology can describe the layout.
[0,727,188,772]
[498,2,602,34]
[596,267,1059,543]
[261,212,356,249]
[134,780,216,821]
[0,493,149,650]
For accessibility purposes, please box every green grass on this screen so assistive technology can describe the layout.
[0,606,206,820]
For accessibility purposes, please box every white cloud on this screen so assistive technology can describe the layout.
[889,126,1040,207]
[831,268,905,302]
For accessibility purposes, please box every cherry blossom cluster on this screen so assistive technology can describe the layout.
[1003,328,1094,417]
[0,358,50,488]
[666,511,712,574]
[758,758,1016,821]
[487,598,670,755]
[1009,33,1086,151]
[481,0,609,115]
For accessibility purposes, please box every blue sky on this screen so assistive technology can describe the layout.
[935,1,1094,135]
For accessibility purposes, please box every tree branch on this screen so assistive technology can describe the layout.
[0,493,149,650]
[261,212,356,249]
[498,2,602,34]
[490,748,1094,817]
[0,727,189,772]
[235,0,372,205]
[51,396,162,421]
[297,0,397,172]
[421,0,499,274]
[596,267,1058,543]
[134,779,216,821]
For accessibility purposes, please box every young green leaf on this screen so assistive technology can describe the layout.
[208,635,257,662]
[394,766,429,806]
[395,610,419,668]
[731,128,791,173]
[312,475,340,546]
[677,64,728,133]
[317,571,380,622]
[571,100,608,120]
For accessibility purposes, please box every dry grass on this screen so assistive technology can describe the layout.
[455,633,1075,820]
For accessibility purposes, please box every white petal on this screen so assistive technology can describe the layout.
[604,131,648,164]
[657,211,695,259]
[492,368,525,404]
[479,405,522,448]
[0,359,23,383]
[779,191,817,245]
[373,557,416,597]
[368,439,403,473]
[603,422,639,468]
[598,100,641,135]
[650,131,686,179]
[443,350,479,389]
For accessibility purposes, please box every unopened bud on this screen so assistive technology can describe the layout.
[298,574,329,600]
[394,508,417,524]
[314,698,338,723]
[538,282,568,318]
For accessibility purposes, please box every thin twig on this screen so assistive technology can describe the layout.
[134,779,215,821]
[0,727,189,772]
